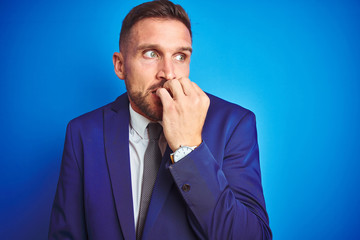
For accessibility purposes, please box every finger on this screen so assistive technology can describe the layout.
[156,87,173,108]
[178,77,194,96]
[191,82,210,107]
[191,81,205,95]
[162,79,185,100]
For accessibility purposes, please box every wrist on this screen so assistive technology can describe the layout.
[170,138,202,152]
[170,144,199,164]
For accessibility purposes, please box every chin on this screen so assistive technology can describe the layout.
[146,105,163,121]
[128,90,163,121]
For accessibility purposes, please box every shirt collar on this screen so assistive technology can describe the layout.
[129,103,151,139]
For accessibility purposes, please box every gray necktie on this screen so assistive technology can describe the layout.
[136,123,163,240]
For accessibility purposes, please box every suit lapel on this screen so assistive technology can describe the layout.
[104,94,136,240]
[142,146,174,240]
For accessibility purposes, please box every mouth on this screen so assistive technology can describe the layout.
[149,80,167,95]
[150,89,159,98]
[151,88,175,99]
[150,88,161,99]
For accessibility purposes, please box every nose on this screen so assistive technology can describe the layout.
[156,57,176,80]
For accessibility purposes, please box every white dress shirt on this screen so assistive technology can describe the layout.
[128,104,167,229]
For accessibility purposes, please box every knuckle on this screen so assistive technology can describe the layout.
[166,79,173,86]
[193,97,201,105]
[169,79,180,87]
[180,77,190,83]
[201,95,210,106]
[158,88,166,95]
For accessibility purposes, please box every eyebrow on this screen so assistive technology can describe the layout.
[136,44,193,54]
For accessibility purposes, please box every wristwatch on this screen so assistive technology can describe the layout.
[170,145,196,163]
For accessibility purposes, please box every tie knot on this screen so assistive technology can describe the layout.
[147,123,162,140]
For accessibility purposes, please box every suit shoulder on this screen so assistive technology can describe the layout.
[68,94,128,127]
[68,102,111,127]
[207,93,255,121]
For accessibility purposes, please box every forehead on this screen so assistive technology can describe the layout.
[127,18,192,52]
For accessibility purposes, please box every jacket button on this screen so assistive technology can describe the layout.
[181,184,191,192]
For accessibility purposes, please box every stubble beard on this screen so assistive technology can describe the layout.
[128,90,163,121]
[127,80,167,121]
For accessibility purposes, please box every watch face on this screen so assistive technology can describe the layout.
[174,146,194,162]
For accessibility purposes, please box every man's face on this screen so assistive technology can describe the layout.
[117,18,192,121]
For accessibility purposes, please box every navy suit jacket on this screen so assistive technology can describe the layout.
[49,93,272,240]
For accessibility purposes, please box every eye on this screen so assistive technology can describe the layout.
[174,54,186,61]
[143,50,158,59]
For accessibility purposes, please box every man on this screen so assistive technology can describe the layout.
[49,0,272,239]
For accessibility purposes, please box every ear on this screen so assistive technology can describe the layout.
[113,52,125,80]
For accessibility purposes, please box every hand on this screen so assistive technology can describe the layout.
[156,77,210,151]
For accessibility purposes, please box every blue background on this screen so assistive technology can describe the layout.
[1,0,359,239]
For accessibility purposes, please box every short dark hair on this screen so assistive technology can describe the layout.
[119,0,192,51]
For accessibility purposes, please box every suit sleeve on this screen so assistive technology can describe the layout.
[48,122,88,240]
[168,111,272,240]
